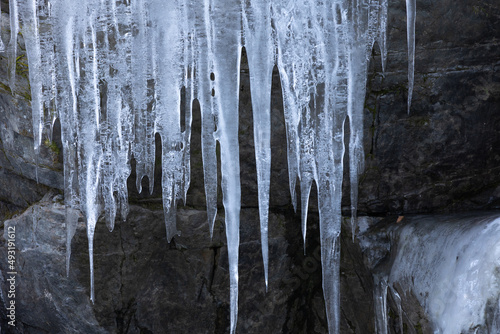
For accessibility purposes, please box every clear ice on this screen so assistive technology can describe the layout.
[3,0,416,332]
[374,213,500,334]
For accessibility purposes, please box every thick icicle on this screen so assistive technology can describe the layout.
[274,0,319,251]
[406,0,416,112]
[78,6,103,303]
[374,276,389,334]
[208,0,243,330]
[54,3,81,279]
[7,0,19,91]
[19,0,43,157]
[273,3,300,214]
[0,10,4,52]
[199,0,218,236]
[242,0,273,289]
[151,0,184,241]
[131,0,156,195]
[211,1,242,331]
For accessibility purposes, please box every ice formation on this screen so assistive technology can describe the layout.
[374,213,500,334]
[3,0,415,332]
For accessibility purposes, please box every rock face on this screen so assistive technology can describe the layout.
[358,0,500,215]
[0,0,499,333]
[0,193,374,333]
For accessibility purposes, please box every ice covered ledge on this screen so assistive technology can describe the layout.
[362,213,500,334]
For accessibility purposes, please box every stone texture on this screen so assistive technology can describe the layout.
[358,0,500,215]
[0,193,373,333]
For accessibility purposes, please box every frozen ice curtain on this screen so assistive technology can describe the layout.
[3,0,415,332]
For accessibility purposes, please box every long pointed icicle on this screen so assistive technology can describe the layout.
[406,0,416,112]
[146,0,186,242]
[79,6,103,303]
[7,0,19,91]
[0,10,4,52]
[209,0,243,331]
[242,0,273,290]
[197,0,218,237]
[347,43,368,240]
[20,0,43,157]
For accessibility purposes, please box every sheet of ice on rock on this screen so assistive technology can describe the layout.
[374,213,500,334]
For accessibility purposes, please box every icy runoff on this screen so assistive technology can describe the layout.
[374,213,500,334]
[4,0,415,333]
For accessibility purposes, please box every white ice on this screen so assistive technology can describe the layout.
[375,213,500,334]
[7,0,416,332]
[242,0,273,290]
[406,0,416,112]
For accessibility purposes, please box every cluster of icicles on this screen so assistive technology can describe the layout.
[1,0,415,332]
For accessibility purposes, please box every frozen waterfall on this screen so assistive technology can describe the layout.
[374,213,500,334]
[3,0,416,332]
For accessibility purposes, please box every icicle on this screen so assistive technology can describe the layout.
[19,0,43,156]
[374,276,389,334]
[54,3,81,278]
[406,0,416,112]
[390,286,404,333]
[131,0,156,195]
[195,3,219,235]
[208,0,243,330]
[242,0,273,289]
[76,6,103,303]
[7,0,19,91]
[65,207,79,276]
[180,2,194,206]
[378,0,389,73]
[151,0,184,241]
[347,43,367,240]
[0,9,4,52]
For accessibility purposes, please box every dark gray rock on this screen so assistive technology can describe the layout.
[0,10,63,221]
[358,0,500,215]
[0,193,373,333]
